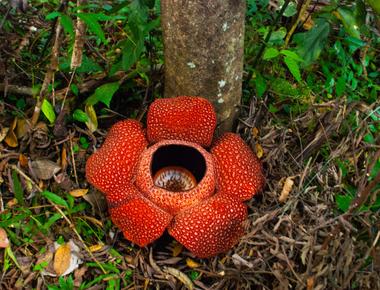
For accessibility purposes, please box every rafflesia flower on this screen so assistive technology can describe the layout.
[86,96,264,258]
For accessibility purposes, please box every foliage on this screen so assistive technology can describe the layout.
[0,0,379,288]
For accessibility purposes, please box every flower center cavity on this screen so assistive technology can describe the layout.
[151,144,206,192]
[153,166,197,191]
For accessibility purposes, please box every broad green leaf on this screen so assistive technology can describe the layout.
[41,190,69,208]
[41,99,56,124]
[293,18,330,66]
[252,73,267,98]
[46,11,61,20]
[263,47,279,60]
[11,170,24,206]
[70,84,79,96]
[77,13,107,44]
[366,0,380,15]
[284,56,301,82]
[283,2,297,17]
[336,75,346,97]
[336,194,353,212]
[60,14,74,38]
[85,82,120,107]
[280,50,304,62]
[72,109,89,123]
[336,7,361,39]
[269,27,287,44]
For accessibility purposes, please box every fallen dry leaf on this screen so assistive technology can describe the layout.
[19,154,28,167]
[29,159,61,180]
[172,242,183,257]
[0,127,9,142]
[52,240,82,277]
[5,118,18,147]
[89,243,104,252]
[53,243,71,276]
[69,188,88,197]
[186,258,201,268]
[85,104,98,133]
[255,143,264,159]
[279,177,294,203]
[0,228,10,248]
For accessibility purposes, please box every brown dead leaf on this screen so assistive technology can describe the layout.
[30,159,61,180]
[0,227,10,248]
[186,258,201,268]
[255,143,264,159]
[279,177,294,203]
[69,188,88,197]
[6,198,18,208]
[307,276,315,290]
[19,154,28,167]
[172,242,183,257]
[0,127,9,142]
[85,104,98,133]
[5,118,18,147]
[15,118,28,139]
[54,243,71,276]
[61,146,68,171]
[89,244,104,252]
[163,266,194,290]
[252,127,259,138]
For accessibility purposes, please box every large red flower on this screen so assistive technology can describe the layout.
[86,96,264,258]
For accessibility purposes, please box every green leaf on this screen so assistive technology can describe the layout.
[60,14,74,38]
[252,73,267,98]
[293,18,330,66]
[283,2,297,17]
[11,170,24,206]
[336,7,361,39]
[269,27,287,44]
[363,132,375,144]
[77,13,107,44]
[72,109,89,123]
[41,99,56,124]
[366,0,380,15]
[263,47,280,60]
[41,191,69,208]
[336,75,346,97]
[70,84,79,96]
[280,50,304,62]
[46,11,61,20]
[283,56,301,82]
[336,194,353,212]
[85,82,120,107]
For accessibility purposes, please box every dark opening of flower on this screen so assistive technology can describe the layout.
[86,96,265,258]
[152,144,206,192]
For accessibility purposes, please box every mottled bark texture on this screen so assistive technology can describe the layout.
[161,0,246,132]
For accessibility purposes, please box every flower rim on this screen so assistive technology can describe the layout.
[135,139,216,214]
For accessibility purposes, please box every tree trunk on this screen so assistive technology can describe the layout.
[161,0,246,133]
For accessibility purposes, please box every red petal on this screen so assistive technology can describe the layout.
[147,96,217,147]
[168,194,247,258]
[109,185,172,247]
[211,133,265,200]
[86,120,148,202]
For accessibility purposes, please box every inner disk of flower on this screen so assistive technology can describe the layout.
[151,145,206,192]
[153,166,197,191]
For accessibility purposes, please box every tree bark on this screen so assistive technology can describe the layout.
[161,0,246,132]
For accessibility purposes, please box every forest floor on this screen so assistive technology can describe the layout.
[1,2,380,290]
